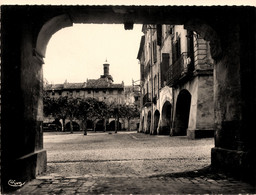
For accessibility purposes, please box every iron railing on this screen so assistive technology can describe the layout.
[166,52,194,86]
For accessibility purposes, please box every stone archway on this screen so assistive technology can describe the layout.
[1,6,256,192]
[153,110,160,135]
[36,14,73,58]
[174,90,192,136]
[160,101,172,135]
[109,120,122,131]
[86,120,93,130]
[95,119,104,131]
[66,121,80,132]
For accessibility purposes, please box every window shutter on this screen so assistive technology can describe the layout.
[157,24,162,46]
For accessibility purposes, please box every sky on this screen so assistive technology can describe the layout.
[43,24,143,85]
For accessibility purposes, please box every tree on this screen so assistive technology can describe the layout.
[43,94,69,132]
[119,104,140,131]
[66,97,80,134]
[76,98,98,135]
[94,100,108,132]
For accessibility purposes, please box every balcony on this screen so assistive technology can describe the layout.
[143,93,152,107]
[166,52,194,86]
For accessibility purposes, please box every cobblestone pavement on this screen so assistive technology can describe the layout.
[8,131,256,194]
[13,169,256,194]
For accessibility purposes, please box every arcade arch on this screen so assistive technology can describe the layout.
[173,90,192,136]
[109,120,122,131]
[86,120,94,130]
[153,110,160,135]
[95,119,104,131]
[66,121,80,132]
[160,101,172,135]
[146,111,151,134]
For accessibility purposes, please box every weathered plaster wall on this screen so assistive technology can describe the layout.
[196,75,214,131]
[174,25,187,53]
[21,22,44,153]
[213,25,242,150]
[140,107,151,133]
[1,8,47,191]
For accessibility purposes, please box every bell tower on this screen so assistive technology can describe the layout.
[101,59,113,82]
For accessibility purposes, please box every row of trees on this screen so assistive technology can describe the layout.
[43,95,140,135]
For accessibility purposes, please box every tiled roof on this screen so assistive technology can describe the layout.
[87,78,123,89]
[44,84,63,90]
[86,78,109,88]
[44,79,123,91]
[63,83,85,89]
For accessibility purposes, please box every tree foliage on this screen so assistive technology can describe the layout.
[43,95,69,131]
[43,91,140,133]
[43,93,109,134]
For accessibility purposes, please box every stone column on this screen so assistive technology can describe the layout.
[1,14,47,190]
[211,22,256,182]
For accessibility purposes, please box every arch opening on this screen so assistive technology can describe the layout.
[95,119,104,131]
[66,121,80,132]
[174,90,192,136]
[153,110,160,135]
[160,101,172,135]
[86,120,94,130]
[146,111,151,134]
[108,120,122,131]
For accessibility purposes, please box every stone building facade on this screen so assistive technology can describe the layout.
[138,24,214,139]
[44,61,140,131]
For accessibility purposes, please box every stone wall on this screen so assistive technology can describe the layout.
[196,75,214,131]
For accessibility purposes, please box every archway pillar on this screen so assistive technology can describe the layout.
[18,22,47,182]
[185,18,255,181]
[209,22,256,181]
[1,17,47,190]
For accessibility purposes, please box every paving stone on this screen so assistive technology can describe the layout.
[69,179,78,183]
[10,133,256,194]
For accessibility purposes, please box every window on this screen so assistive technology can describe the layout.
[172,36,181,63]
[88,90,91,94]
[157,24,162,46]
[154,75,158,97]
[153,40,157,63]
[161,53,170,87]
